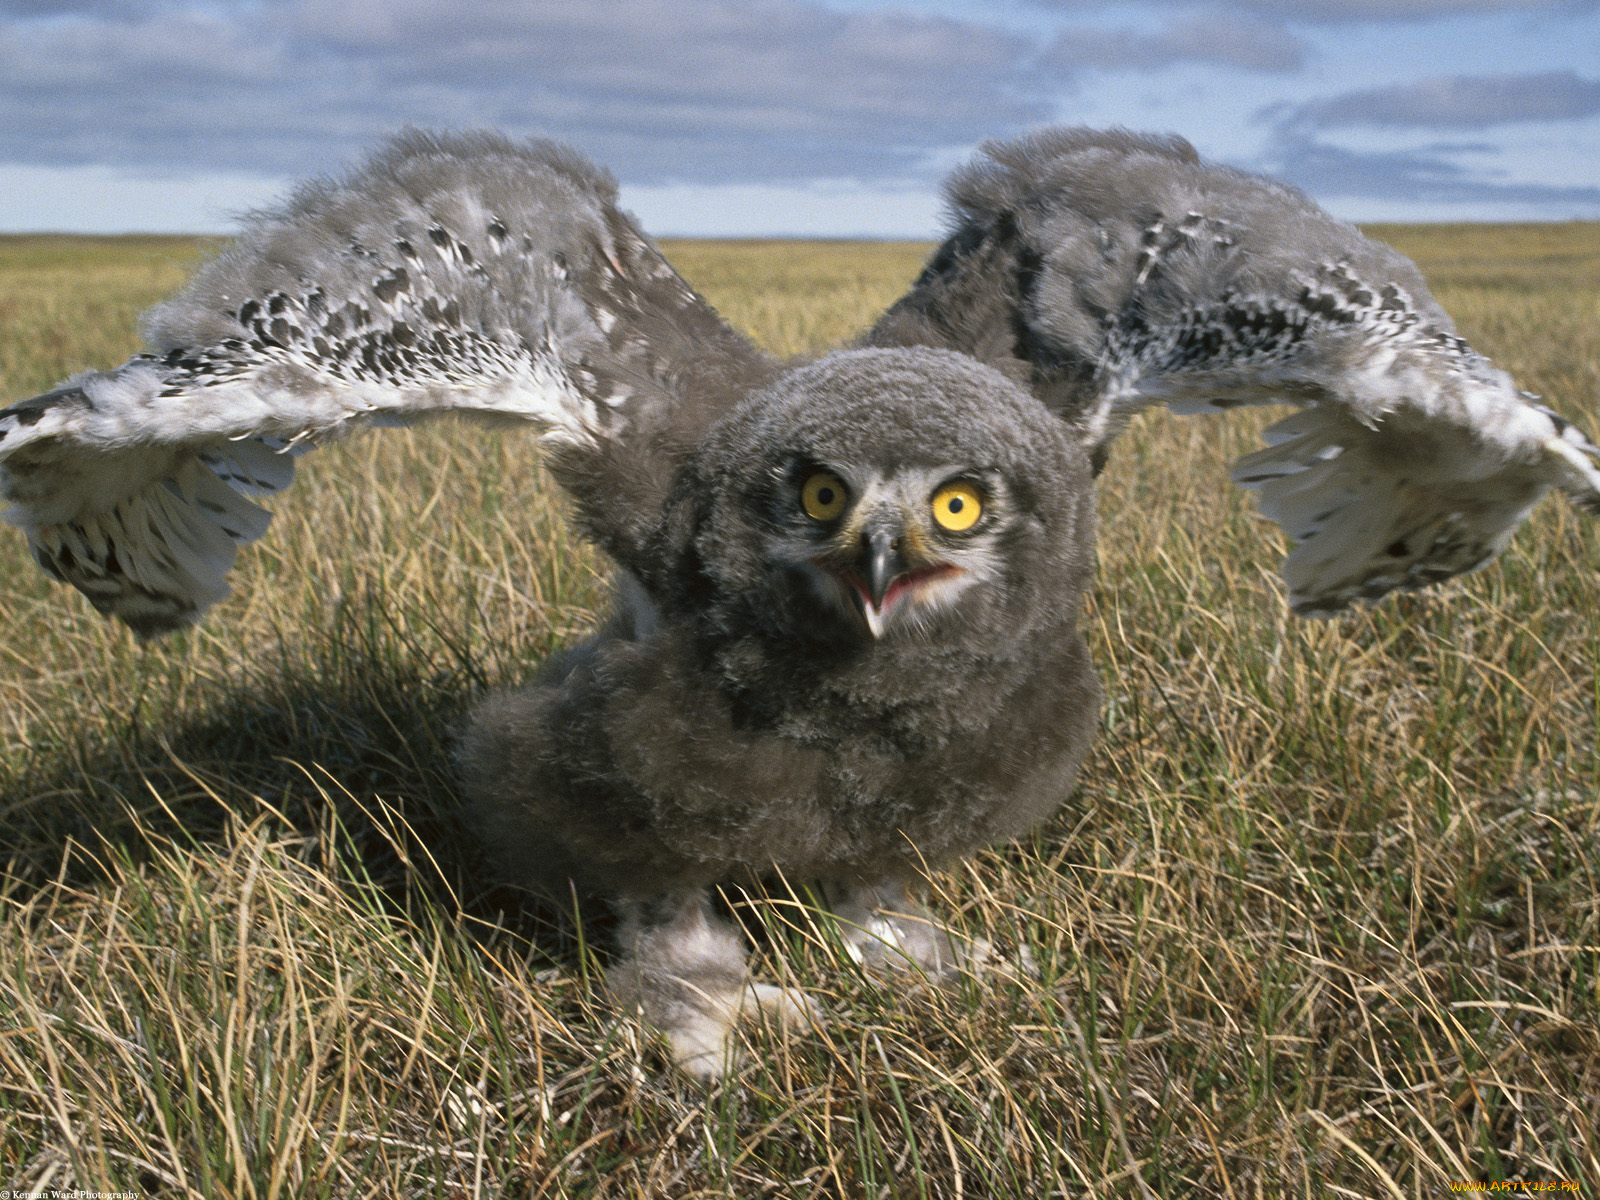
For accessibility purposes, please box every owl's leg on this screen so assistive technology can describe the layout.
[826,879,994,979]
[609,891,820,1078]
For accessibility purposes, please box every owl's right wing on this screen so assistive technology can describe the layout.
[1,131,775,636]
[866,128,1600,615]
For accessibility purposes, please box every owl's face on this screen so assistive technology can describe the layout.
[764,458,1012,640]
[677,347,1095,660]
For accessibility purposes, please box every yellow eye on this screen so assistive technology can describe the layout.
[800,470,848,522]
[931,480,983,532]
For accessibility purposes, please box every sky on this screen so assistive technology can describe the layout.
[0,0,1596,236]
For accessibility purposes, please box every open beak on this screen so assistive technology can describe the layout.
[853,523,909,638]
[864,526,901,611]
[811,510,964,640]
[852,518,966,639]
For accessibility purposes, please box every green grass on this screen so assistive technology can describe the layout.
[1,226,1598,1197]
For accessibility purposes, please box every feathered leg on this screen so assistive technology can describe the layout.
[825,879,994,978]
[609,891,819,1078]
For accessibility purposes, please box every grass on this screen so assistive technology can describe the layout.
[1,224,1598,1197]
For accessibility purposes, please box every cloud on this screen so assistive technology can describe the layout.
[0,0,156,13]
[1224,0,1595,20]
[6,0,1597,225]
[1254,71,1600,215]
[1267,71,1600,132]
[1029,0,1597,22]
[1041,12,1306,73]
[0,0,1050,183]
[1261,132,1600,207]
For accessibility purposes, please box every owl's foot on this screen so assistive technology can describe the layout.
[657,980,824,1078]
[748,980,827,1026]
[610,891,822,1078]
[828,880,996,980]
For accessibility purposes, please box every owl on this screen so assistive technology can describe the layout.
[3,128,1595,1075]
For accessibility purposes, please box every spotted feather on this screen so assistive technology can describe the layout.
[0,130,774,635]
[868,127,1600,614]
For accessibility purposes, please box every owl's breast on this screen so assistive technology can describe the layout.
[621,621,1103,880]
[487,616,1100,899]
[799,629,1102,875]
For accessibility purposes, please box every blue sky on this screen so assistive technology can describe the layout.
[1,0,1596,236]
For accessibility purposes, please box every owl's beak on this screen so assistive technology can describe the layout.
[813,512,961,639]
[864,526,902,611]
[852,520,958,639]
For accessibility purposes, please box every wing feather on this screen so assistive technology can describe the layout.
[867,128,1600,613]
[1,130,773,635]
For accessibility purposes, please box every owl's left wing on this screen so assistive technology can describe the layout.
[866,128,1600,615]
[1,131,775,636]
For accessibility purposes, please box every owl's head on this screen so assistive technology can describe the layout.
[671,348,1094,659]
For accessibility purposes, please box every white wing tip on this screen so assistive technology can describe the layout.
[23,453,278,637]
[1544,435,1600,515]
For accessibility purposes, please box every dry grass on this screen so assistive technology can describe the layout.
[1,225,1598,1197]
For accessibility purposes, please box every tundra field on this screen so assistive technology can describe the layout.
[0,226,1598,1197]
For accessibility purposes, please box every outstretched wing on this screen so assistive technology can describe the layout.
[0,130,775,636]
[866,128,1600,615]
